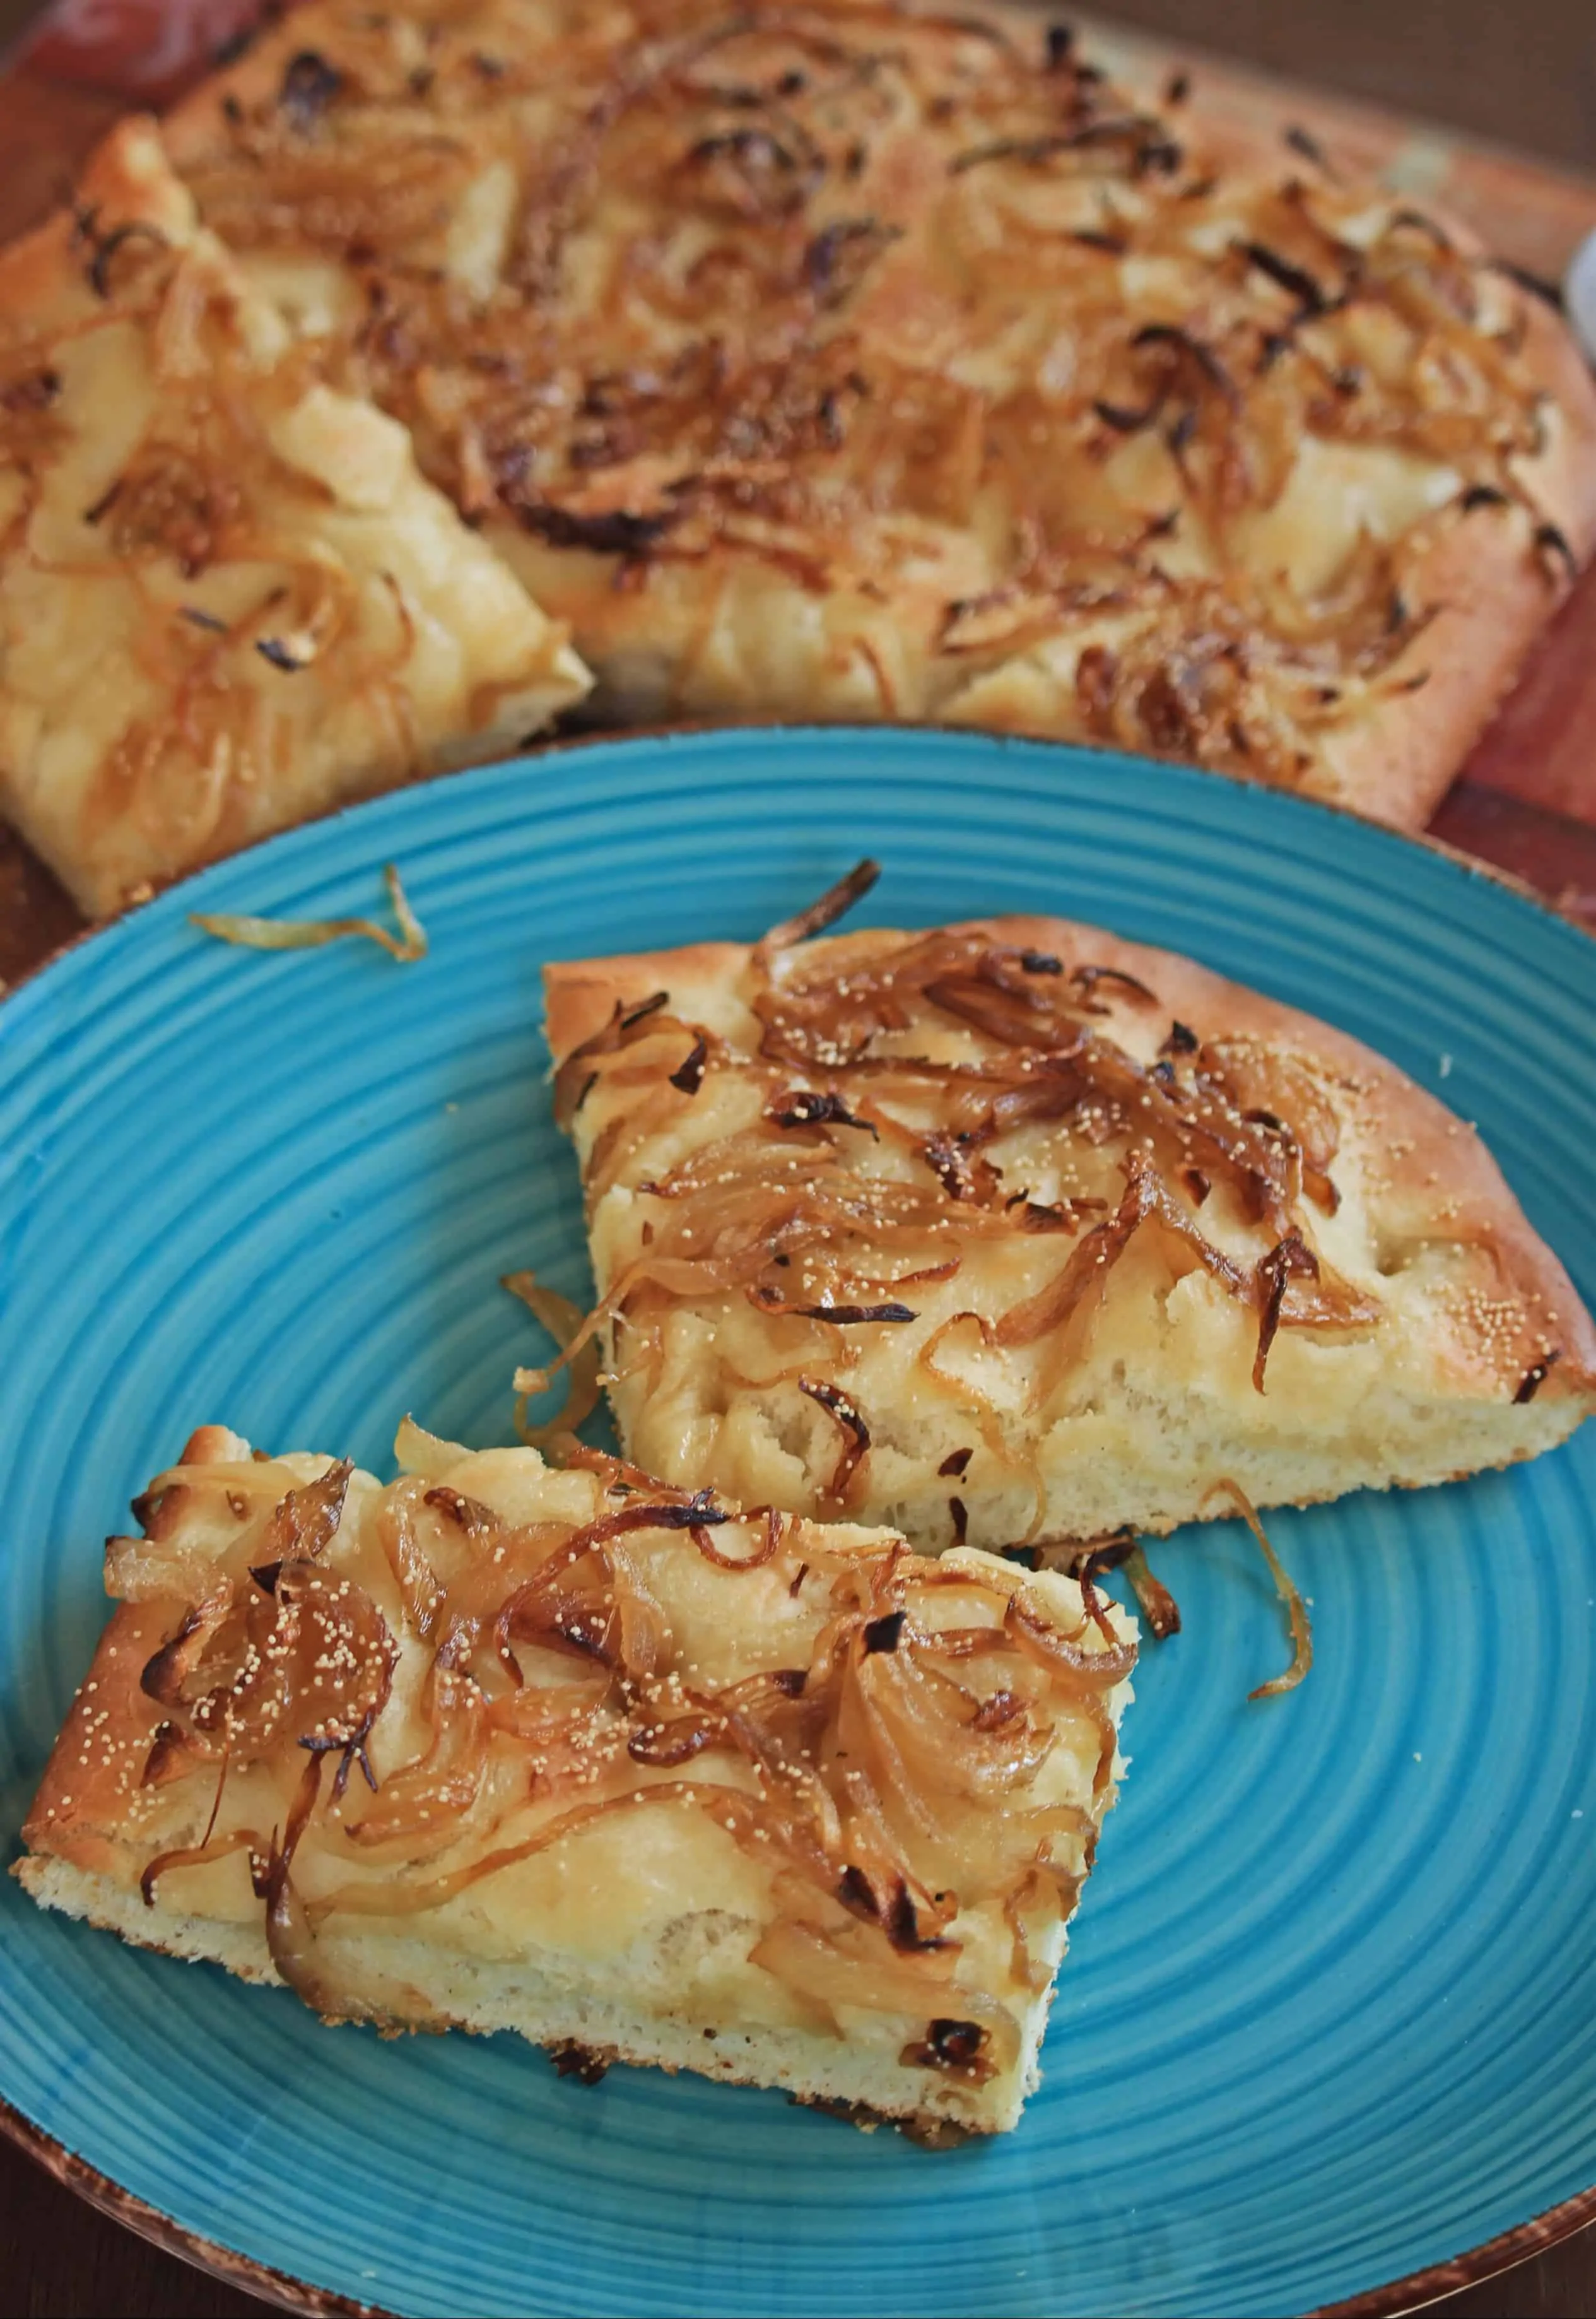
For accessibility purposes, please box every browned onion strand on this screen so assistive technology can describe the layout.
[192,866,427,964]
[140,1822,264,1908]
[758,858,882,953]
[1122,1545,1182,1641]
[504,1270,604,1451]
[1204,1478,1313,1697]
[133,1442,1132,2079]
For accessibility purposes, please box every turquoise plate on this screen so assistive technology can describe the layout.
[2,729,1593,2319]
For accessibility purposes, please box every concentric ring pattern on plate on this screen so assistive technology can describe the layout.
[2,728,1593,2319]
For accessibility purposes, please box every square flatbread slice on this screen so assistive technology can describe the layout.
[166,0,1596,829]
[16,1420,1134,2139]
[0,116,589,918]
[543,902,1596,1549]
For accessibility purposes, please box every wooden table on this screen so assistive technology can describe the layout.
[1,4,1595,2314]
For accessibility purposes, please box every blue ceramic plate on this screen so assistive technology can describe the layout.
[2,729,1594,2319]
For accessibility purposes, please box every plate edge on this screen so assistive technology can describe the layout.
[1,722,1590,1021]
[1308,2176,1596,2315]
[0,2089,390,2319]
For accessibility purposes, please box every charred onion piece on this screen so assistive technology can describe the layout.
[760,859,882,952]
[900,2016,992,2079]
[192,864,426,964]
[755,1289,916,1325]
[1515,1349,1561,1404]
[1253,1232,1321,1392]
[1534,522,1578,581]
[1237,239,1329,316]
[551,991,673,1127]
[804,218,901,304]
[81,218,168,300]
[669,1036,709,1095]
[797,1376,871,1503]
[1284,122,1335,173]
[863,1610,907,1656]
[768,1090,878,1137]
[951,117,1180,178]
[1071,964,1158,1006]
[1488,256,1565,309]
[279,50,343,133]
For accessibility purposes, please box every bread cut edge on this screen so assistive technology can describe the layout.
[14,1844,1081,2138]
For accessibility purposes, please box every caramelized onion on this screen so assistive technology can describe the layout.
[345,1656,488,1850]
[253,1460,354,1585]
[1003,1593,1137,1691]
[504,1270,602,1450]
[797,1376,871,1504]
[393,1415,472,1479]
[314,1779,770,1922]
[751,1917,1021,2080]
[996,1158,1246,1359]
[768,1089,879,1137]
[1253,1231,1321,1392]
[192,865,426,964]
[1123,1544,1182,1639]
[495,1496,720,1682]
[1515,1350,1561,1404]
[144,1551,396,1770]
[141,1822,264,1908]
[758,858,882,953]
[1207,1480,1313,1698]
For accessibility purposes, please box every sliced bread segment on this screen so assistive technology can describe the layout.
[18,1419,1134,2137]
[544,908,1595,1546]
[0,117,588,916]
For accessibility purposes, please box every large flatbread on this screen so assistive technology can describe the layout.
[166,0,1596,829]
[544,904,1596,1547]
[0,115,589,917]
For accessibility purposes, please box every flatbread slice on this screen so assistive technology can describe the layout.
[166,0,1596,829]
[17,1420,1134,2139]
[0,116,589,918]
[543,900,1596,1549]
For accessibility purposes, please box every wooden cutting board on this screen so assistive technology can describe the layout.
[1,1,1595,972]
